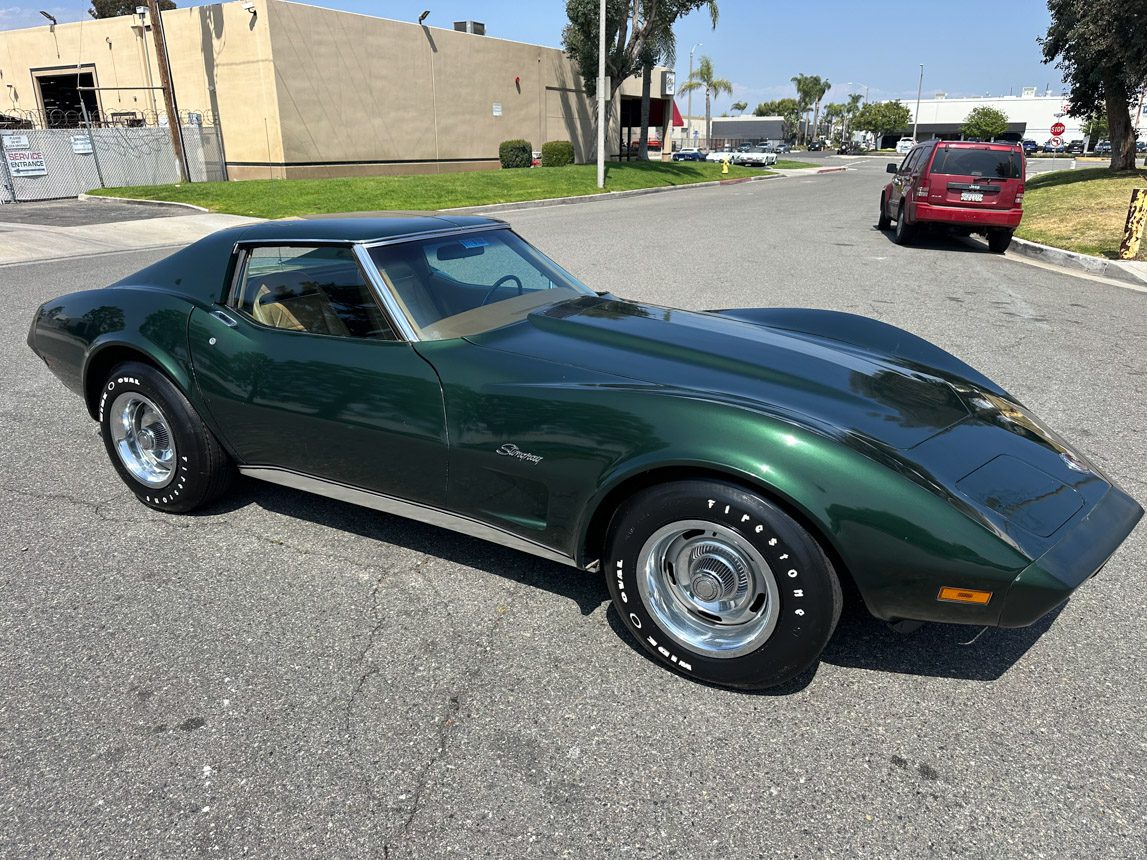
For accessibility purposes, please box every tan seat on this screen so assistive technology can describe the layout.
[252,284,350,337]
[378,255,441,328]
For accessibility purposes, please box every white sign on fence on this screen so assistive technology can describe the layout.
[70,135,94,155]
[2,134,30,150]
[5,149,48,177]
[492,102,502,117]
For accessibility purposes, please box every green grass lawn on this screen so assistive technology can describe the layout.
[1016,168,1147,259]
[89,162,766,219]
[773,159,817,169]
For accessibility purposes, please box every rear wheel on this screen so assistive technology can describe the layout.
[98,361,233,513]
[605,480,842,690]
[893,202,915,245]
[987,229,1013,253]
[877,193,891,230]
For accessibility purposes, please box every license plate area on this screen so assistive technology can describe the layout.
[960,191,984,202]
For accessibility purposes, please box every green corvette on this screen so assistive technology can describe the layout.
[27,216,1142,690]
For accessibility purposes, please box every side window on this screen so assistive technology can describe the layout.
[236,246,396,340]
[902,148,922,174]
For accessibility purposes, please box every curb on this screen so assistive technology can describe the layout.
[77,193,211,213]
[1007,237,1147,287]
[815,167,849,174]
[438,172,779,215]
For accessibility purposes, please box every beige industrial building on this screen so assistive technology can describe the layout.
[0,0,671,180]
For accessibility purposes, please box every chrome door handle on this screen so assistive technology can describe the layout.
[211,310,238,328]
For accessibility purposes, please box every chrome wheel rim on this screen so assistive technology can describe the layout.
[636,520,780,658]
[109,392,176,489]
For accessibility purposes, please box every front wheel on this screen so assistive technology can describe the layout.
[98,361,234,513]
[877,192,891,230]
[605,480,842,690]
[987,229,1013,253]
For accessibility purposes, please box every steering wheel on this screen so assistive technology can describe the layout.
[480,274,524,306]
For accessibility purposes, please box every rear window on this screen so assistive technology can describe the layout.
[929,147,1021,179]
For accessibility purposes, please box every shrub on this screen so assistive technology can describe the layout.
[540,140,575,167]
[499,139,533,169]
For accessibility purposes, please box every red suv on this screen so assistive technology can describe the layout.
[878,140,1025,252]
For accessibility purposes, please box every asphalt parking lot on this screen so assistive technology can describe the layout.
[2,164,1144,858]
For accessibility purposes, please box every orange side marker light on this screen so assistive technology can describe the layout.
[938,586,992,605]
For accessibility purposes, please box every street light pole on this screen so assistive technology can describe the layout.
[912,63,924,142]
[596,0,606,189]
[688,43,700,146]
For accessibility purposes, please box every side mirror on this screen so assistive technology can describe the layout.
[886,163,898,174]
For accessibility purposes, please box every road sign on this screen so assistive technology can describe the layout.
[1049,136,1063,148]
[1050,122,1066,136]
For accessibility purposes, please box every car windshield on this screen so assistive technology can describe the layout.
[367,229,595,341]
[930,147,1021,179]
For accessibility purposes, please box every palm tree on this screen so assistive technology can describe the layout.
[731,100,748,115]
[790,73,816,144]
[843,92,864,141]
[679,55,733,146]
[637,2,718,160]
[810,77,831,145]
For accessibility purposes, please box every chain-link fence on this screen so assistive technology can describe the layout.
[0,110,226,203]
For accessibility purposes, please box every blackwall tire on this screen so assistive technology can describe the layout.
[987,229,1013,253]
[877,193,891,230]
[605,480,842,691]
[98,362,233,513]
[893,203,915,245]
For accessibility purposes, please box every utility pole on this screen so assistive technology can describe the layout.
[912,63,924,142]
[146,0,189,182]
[688,43,700,147]
[596,0,606,189]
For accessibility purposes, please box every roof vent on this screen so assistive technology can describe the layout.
[453,20,485,35]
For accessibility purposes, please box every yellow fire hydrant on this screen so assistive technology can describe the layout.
[721,158,729,175]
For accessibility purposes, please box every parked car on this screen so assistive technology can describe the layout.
[705,148,735,162]
[27,217,1143,690]
[1066,139,1085,154]
[773,143,791,154]
[879,139,1026,253]
[1043,140,1066,153]
[1095,140,1112,155]
[732,145,777,167]
[895,138,916,155]
[671,148,706,162]
[1137,141,1146,154]
[1021,139,1038,154]
[807,140,825,152]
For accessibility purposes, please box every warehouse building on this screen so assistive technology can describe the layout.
[0,0,668,181]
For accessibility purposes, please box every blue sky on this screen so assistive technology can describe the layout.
[3,0,1067,111]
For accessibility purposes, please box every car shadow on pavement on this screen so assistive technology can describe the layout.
[820,598,1063,682]
[874,225,991,254]
[223,477,610,617]
[211,479,1060,692]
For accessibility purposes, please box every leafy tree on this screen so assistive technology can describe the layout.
[90,0,174,17]
[678,55,732,143]
[961,105,1010,141]
[635,1,717,160]
[731,100,747,115]
[1041,0,1147,170]
[852,100,912,148]
[822,102,845,141]
[810,76,831,143]
[1081,112,1110,148]
[753,97,801,141]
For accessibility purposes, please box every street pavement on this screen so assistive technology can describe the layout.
[2,163,1145,858]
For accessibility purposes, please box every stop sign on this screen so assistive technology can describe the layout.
[1050,121,1066,136]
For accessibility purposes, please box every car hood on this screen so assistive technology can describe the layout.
[466,296,971,451]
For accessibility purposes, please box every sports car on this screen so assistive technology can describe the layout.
[27,216,1142,690]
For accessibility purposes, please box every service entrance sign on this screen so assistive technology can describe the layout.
[5,149,48,177]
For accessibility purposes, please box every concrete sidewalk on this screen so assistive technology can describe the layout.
[0,204,259,266]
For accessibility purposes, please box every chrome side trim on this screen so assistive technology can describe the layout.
[358,223,509,250]
[239,466,580,569]
[352,244,420,342]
